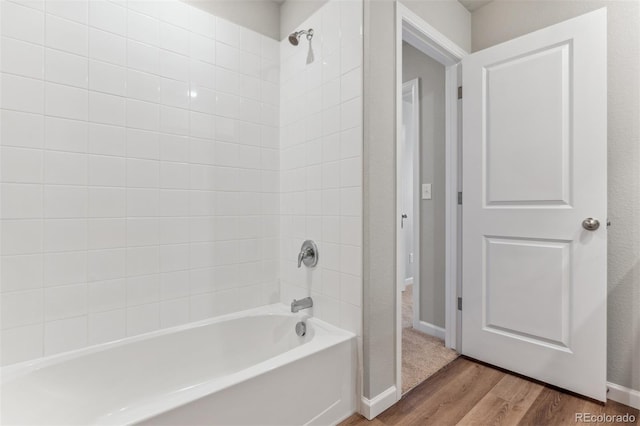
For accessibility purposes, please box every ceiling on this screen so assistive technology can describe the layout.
[274,0,493,13]
[457,0,493,12]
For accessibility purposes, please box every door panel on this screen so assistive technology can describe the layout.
[462,8,607,401]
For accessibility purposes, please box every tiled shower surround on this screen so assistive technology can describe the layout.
[0,0,281,363]
[279,1,363,337]
[0,0,363,366]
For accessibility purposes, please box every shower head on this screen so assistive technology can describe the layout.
[288,29,314,46]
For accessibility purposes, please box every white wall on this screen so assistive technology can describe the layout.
[279,0,363,337]
[186,0,281,41]
[472,0,640,395]
[0,0,280,364]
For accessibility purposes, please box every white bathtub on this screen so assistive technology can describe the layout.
[0,304,357,425]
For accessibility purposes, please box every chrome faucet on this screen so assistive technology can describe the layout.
[291,297,313,313]
[297,240,318,268]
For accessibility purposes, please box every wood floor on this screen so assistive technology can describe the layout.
[340,358,639,426]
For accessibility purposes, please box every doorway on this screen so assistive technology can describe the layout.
[395,5,465,397]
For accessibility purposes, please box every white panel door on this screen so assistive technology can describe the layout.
[462,9,607,401]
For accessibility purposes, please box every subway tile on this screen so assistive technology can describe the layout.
[46,0,88,25]
[126,158,160,188]
[159,189,189,216]
[216,17,239,48]
[44,316,87,355]
[190,32,215,64]
[1,37,44,79]
[160,78,189,108]
[89,91,126,126]
[1,324,43,365]
[188,6,214,38]
[44,219,87,252]
[127,129,160,160]
[88,218,126,249]
[126,188,159,217]
[89,28,126,66]
[44,251,87,287]
[127,1,159,19]
[126,274,160,306]
[126,218,159,247]
[1,1,44,44]
[160,22,189,55]
[87,279,126,313]
[1,289,43,329]
[44,185,87,218]
[239,28,261,55]
[88,154,125,187]
[1,74,44,114]
[1,110,44,149]
[89,60,126,96]
[127,70,160,103]
[127,40,159,75]
[44,283,87,321]
[88,187,126,218]
[45,82,88,120]
[158,1,189,29]
[89,0,126,36]
[45,14,87,56]
[1,254,43,293]
[44,150,87,185]
[159,244,189,272]
[1,183,42,218]
[159,298,189,328]
[1,219,42,255]
[127,9,159,46]
[126,303,159,336]
[216,42,238,71]
[159,49,188,82]
[87,249,126,282]
[126,99,160,131]
[160,106,189,136]
[88,309,125,344]
[88,123,126,157]
[44,116,88,153]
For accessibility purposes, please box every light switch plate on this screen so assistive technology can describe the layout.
[422,183,432,200]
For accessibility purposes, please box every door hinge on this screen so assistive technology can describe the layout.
[457,86,462,99]
[458,192,462,205]
[457,297,462,311]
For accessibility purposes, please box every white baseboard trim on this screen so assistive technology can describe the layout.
[413,321,446,340]
[607,381,640,410]
[360,386,397,420]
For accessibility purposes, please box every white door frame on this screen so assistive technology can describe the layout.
[395,2,467,400]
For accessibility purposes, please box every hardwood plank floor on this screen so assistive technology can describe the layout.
[340,358,639,426]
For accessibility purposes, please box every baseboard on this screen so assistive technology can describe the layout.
[360,386,397,420]
[413,321,446,340]
[607,382,640,410]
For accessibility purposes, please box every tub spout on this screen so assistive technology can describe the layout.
[291,297,313,313]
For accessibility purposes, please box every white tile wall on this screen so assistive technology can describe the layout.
[279,0,363,336]
[1,0,280,365]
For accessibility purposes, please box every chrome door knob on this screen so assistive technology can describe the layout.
[582,218,600,231]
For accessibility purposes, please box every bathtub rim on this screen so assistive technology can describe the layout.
[1,303,353,381]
